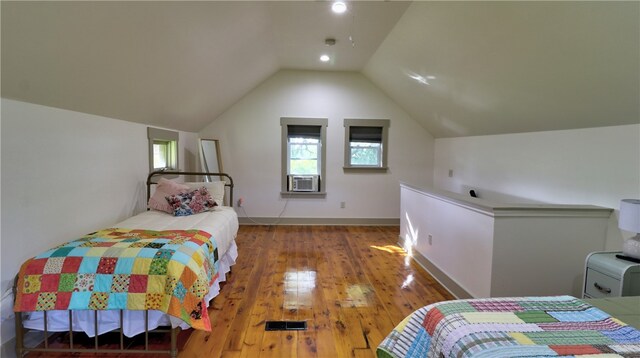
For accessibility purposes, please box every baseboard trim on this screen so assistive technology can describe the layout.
[1,337,16,358]
[399,235,473,300]
[238,217,400,226]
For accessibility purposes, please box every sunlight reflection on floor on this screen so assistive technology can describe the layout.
[370,245,407,255]
[284,270,316,309]
[342,284,374,307]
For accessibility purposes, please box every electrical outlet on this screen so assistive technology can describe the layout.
[237,197,244,207]
[340,201,346,209]
[448,169,454,178]
[428,234,433,245]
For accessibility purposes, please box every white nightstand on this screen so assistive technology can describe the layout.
[583,251,640,298]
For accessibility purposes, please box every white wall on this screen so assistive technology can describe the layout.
[199,70,435,220]
[401,185,495,298]
[434,124,640,250]
[401,184,612,298]
[0,99,198,346]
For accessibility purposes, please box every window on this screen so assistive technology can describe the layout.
[152,140,177,169]
[148,127,179,172]
[288,126,321,175]
[349,127,382,166]
[344,119,390,170]
[281,117,328,194]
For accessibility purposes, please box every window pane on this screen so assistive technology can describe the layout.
[350,142,381,166]
[289,139,319,174]
[153,142,168,169]
[290,159,319,175]
[289,143,318,160]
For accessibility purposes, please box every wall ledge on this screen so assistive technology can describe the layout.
[400,182,613,218]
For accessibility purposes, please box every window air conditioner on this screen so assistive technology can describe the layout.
[288,175,319,192]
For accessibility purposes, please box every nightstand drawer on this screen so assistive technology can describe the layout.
[585,268,621,298]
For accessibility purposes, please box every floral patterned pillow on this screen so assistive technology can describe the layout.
[166,187,217,216]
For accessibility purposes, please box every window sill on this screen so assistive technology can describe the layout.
[343,166,388,173]
[280,191,327,198]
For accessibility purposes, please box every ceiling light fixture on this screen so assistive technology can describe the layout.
[320,54,330,62]
[332,1,347,14]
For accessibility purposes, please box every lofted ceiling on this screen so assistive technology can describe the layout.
[2,1,638,138]
[365,2,640,137]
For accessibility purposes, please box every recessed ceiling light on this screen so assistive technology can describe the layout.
[320,54,331,62]
[332,1,347,14]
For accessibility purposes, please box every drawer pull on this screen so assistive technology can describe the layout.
[593,282,611,294]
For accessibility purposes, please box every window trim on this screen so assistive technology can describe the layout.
[280,117,328,196]
[343,119,390,171]
[148,127,179,173]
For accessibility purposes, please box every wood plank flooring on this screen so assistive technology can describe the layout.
[181,225,453,358]
[24,225,453,357]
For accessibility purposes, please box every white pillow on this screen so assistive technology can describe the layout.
[184,181,225,206]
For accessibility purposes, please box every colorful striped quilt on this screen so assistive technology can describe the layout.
[377,296,640,358]
[14,228,219,331]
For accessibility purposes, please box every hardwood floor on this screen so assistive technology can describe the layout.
[24,225,453,357]
[180,225,453,358]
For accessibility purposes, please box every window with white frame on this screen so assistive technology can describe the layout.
[344,119,390,170]
[148,127,179,172]
[281,117,327,194]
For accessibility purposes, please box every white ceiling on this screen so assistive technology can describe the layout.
[365,2,640,137]
[2,1,638,137]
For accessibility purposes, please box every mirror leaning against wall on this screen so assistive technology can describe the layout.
[199,139,223,182]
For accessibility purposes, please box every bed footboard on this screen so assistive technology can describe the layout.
[13,275,179,357]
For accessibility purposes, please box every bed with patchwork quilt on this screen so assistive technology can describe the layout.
[377,295,640,358]
[12,171,238,357]
[14,228,219,331]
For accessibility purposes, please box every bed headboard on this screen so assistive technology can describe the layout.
[146,171,234,207]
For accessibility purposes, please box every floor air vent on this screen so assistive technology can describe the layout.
[265,321,307,331]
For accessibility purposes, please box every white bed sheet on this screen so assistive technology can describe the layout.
[115,206,238,257]
[22,207,239,337]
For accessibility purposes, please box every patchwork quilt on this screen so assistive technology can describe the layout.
[377,296,640,358]
[14,228,219,331]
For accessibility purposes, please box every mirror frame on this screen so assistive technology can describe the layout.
[199,139,223,181]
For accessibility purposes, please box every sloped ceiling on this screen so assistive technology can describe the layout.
[364,2,640,137]
[1,1,408,132]
[2,1,638,137]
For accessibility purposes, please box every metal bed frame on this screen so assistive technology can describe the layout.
[13,171,234,357]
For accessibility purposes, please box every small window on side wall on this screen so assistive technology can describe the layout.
[148,127,179,172]
[344,119,389,171]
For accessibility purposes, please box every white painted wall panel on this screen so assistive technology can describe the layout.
[491,216,609,297]
[434,125,640,251]
[401,184,611,298]
[0,99,197,346]
[199,70,435,219]
[401,185,494,298]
